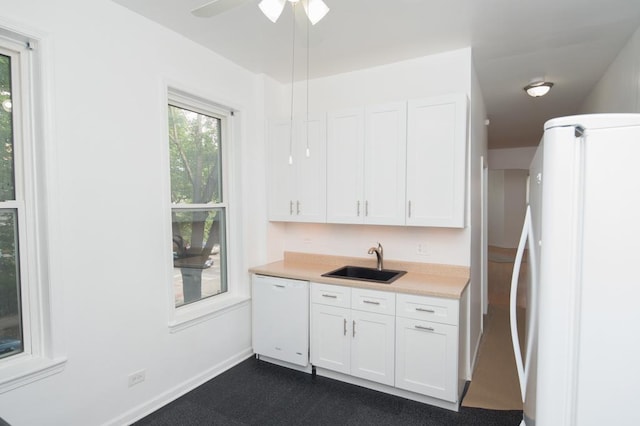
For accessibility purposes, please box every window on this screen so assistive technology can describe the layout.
[1,43,25,361]
[168,95,228,308]
[0,28,64,391]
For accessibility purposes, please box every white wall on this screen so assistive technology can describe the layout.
[488,169,528,248]
[488,147,537,170]
[468,65,488,373]
[266,48,475,267]
[581,25,640,113]
[0,1,264,424]
[487,147,535,250]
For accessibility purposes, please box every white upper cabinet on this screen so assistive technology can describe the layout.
[406,94,467,228]
[327,103,407,225]
[364,103,407,225]
[268,93,467,228]
[267,114,327,222]
[267,119,295,221]
[326,108,365,223]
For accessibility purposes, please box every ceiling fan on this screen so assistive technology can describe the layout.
[192,0,330,25]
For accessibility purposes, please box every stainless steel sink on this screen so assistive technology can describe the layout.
[321,265,406,284]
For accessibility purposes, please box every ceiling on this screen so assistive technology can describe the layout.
[113,0,640,149]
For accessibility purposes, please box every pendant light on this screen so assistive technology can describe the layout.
[259,0,329,25]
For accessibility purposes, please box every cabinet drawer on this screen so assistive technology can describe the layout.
[396,293,459,326]
[311,282,351,308]
[351,288,395,315]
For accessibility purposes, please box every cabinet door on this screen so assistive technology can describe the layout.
[395,316,458,402]
[295,114,327,222]
[406,94,467,227]
[311,304,351,374]
[364,102,407,225]
[326,108,365,223]
[351,310,395,386]
[267,120,296,221]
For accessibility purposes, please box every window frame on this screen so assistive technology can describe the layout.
[0,28,66,393]
[165,87,247,332]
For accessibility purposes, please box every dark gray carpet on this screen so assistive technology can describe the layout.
[135,357,523,425]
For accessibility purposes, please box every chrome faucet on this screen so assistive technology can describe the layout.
[368,242,384,271]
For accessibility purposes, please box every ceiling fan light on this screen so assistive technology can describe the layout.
[259,0,287,23]
[524,81,553,97]
[303,0,329,25]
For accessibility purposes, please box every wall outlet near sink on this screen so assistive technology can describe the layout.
[416,243,430,256]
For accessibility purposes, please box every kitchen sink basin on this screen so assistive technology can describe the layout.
[321,265,407,284]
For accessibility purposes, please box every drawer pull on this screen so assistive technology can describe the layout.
[353,320,356,337]
[344,318,347,336]
[322,294,338,299]
[363,300,380,305]
[416,307,435,313]
[273,284,285,288]
[415,325,435,332]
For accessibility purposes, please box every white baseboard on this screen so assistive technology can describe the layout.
[469,327,483,378]
[316,368,460,412]
[256,354,313,374]
[106,348,254,426]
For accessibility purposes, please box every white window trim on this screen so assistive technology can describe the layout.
[0,24,66,394]
[164,87,248,332]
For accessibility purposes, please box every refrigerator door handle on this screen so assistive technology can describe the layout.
[510,205,537,401]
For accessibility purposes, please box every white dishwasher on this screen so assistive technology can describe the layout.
[252,274,309,367]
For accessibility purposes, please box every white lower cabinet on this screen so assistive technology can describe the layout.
[395,317,457,401]
[310,304,351,375]
[350,310,395,386]
[310,283,463,407]
[395,293,460,402]
[310,283,395,386]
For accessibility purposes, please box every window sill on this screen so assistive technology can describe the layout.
[168,294,251,333]
[0,354,67,395]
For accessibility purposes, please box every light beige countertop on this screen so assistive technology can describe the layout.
[249,252,470,299]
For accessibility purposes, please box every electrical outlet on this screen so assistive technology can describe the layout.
[416,243,430,256]
[128,369,146,387]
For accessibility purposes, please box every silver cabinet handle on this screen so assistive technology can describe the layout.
[357,200,361,216]
[344,318,347,336]
[415,325,435,332]
[273,284,285,288]
[408,200,412,218]
[322,294,337,298]
[289,200,293,215]
[416,307,435,313]
[365,200,369,216]
[363,300,380,305]
[353,320,356,337]
[296,200,300,215]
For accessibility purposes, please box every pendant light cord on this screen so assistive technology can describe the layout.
[306,12,310,157]
[288,3,296,165]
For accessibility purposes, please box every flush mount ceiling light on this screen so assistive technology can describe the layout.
[524,80,554,98]
[192,0,329,25]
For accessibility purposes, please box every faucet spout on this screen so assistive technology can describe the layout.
[367,242,384,271]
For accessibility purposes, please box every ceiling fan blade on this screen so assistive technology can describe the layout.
[259,0,287,23]
[191,0,247,18]
[302,0,329,25]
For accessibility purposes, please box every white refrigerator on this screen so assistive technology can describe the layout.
[510,114,640,426]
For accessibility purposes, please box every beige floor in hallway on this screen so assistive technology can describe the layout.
[462,304,525,410]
